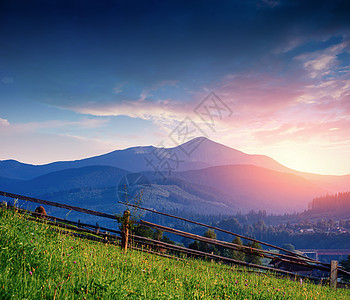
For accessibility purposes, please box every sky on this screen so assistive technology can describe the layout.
[0,0,350,175]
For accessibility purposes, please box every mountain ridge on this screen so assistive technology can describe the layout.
[0,162,334,215]
[2,137,346,181]
[0,137,349,216]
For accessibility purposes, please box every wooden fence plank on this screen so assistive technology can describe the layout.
[0,190,117,220]
[121,210,130,252]
[330,260,338,289]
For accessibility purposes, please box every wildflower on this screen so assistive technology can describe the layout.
[73,261,77,264]
[29,271,33,276]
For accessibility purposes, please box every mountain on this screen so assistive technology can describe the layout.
[0,137,349,217]
[7,165,128,195]
[293,172,350,194]
[174,165,327,213]
[0,163,332,215]
[0,165,240,221]
[0,147,155,180]
[0,137,290,180]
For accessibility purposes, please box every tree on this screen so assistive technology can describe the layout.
[202,229,219,254]
[253,220,267,239]
[161,234,175,245]
[242,224,254,236]
[245,241,263,265]
[231,237,245,261]
[188,240,201,251]
[188,229,219,255]
[218,218,242,233]
[133,225,154,239]
[154,229,163,241]
[204,229,217,239]
[282,244,295,252]
[340,255,350,282]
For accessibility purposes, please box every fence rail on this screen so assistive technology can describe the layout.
[0,190,117,220]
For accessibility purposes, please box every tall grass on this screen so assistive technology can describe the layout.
[1,208,349,299]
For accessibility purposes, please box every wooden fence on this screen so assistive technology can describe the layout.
[1,190,349,289]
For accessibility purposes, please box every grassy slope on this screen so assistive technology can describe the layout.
[0,209,349,299]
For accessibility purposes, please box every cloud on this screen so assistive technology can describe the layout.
[0,118,126,164]
[1,77,14,84]
[60,38,350,147]
[62,99,196,128]
[150,80,178,91]
[0,118,109,137]
[304,55,335,78]
[254,118,350,145]
[208,71,306,124]
[0,118,10,127]
[113,81,128,94]
[259,0,280,8]
[296,40,349,78]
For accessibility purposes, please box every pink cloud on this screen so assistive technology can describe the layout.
[341,94,350,113]
[254,119,350,145]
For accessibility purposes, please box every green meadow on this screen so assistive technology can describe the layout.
[1,208,349,299]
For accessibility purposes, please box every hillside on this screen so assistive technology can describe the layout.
[0,163,329,217]
[1,208,349,299]
[176,165,327,213]
[0,167,240,225]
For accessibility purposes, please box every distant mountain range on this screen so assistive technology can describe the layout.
[0,137,287,180]
[0,137,349,216]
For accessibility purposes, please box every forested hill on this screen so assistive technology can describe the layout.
[310,192,350,213]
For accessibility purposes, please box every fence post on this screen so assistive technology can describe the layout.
[330,260,338,289]
[121,210,130,252]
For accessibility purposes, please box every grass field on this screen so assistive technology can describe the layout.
[1,208,349,299]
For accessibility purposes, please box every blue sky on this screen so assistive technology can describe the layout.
[1,0,350,175]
